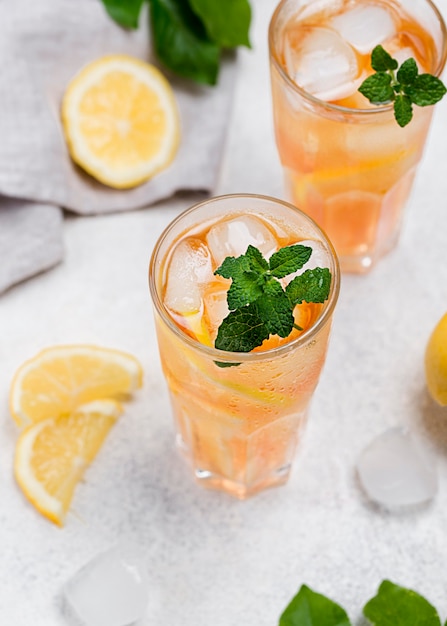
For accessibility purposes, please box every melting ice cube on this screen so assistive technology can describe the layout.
[206,216,277,266]
[357,427,438,510]
[64,543,150,626]
[164,237,213,315]
[285,27,359,101]
[203,288,230,338]
[331,5,395,54]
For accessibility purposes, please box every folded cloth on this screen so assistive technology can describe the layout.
[0,0,237,293]
[0,199,63,294]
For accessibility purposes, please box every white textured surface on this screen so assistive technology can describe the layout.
[1,0,447,624]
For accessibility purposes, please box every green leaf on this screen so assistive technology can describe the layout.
[269,245,312,279]
[214,244,331,353]
[255,280,294,338]
[214,305,269,352]
[286,268,331,305]
[226,270,264,310]
[101,0,145,29]
[358,72,394,104]
[279,585,352,626]
[245,244,269,273]
[405,74,447,106]
[363,580,442,626]
[397,57,418,85]
[149,0,220,85]
[371,45,398,72]
[189,0,251,48]
[394,95,413,127]
[215,253,251,280]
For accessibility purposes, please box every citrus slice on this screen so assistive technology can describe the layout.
[61,54,180,188]
[10,345,143,428]
[14,399,122,526]
[425,312,447,406]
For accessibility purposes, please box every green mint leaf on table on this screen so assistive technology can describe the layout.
[101,0,252,85]
[358,44,447,127]
[279,585,352,626]
[363,580,442,626]
[149,0,220,85]
[189,0,251,48]
[101,0,145,29]
[214,244,331,353]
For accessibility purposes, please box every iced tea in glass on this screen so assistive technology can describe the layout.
[149,194,340,498]
[269,0,447,273]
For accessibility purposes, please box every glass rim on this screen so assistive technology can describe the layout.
[148,193,341,364]
[268,0,447,117]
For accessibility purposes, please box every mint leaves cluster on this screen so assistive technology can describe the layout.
[358,45,446,127]
[100,0,251,85]
[280,580,444,625]
[214,244,331,353]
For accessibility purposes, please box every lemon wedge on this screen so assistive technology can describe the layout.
[61,54,180,188]
[10,344,143,428]
[14,399,122,526]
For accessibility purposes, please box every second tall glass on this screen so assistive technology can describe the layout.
[269,0,447,273]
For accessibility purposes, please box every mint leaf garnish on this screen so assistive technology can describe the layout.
[279,584,351,626]
[286,267,332,305]
[101,0,145,29]
[214,304,269,352]
[363,580,442,626]
[214,244,331,353]
[358,45,447,127]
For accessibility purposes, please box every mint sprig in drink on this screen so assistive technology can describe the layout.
[269,0,447,273]
[149,195,339,498]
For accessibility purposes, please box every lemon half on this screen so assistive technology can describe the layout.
[62,55,180,188]
[425,312,447,406]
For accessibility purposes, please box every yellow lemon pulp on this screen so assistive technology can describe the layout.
[425,312,447,406]
[62,55,180,188]
[14,400,122,526]
[10,344,143,428]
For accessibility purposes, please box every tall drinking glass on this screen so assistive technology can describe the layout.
[269,0,447,273]
[149,194,340,498]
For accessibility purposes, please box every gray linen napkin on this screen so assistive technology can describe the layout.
[0,0,237,293]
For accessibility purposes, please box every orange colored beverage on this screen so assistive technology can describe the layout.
[149,195,340,498]
[269,0,447,272]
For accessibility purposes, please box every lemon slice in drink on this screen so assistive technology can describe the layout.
[62,55,180,188]
[10,344,143,428]
[425,313,447,405]
[14,399,122,526]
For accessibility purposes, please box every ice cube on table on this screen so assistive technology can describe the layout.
[285,27,359,102]
[164,237,213,314]
[357,427,438,510]
[64,544,149,626]
[206,216,278,266]
[331,5,395,54]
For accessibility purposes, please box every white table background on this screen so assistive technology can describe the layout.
[1,0,447,623]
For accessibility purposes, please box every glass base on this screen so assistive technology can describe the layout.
[175,433,293,499]
[193,464,291,499]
